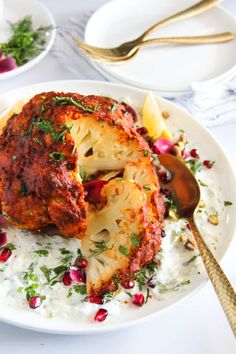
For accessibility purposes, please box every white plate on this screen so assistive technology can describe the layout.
[84,0,236,96]
[0,80,235,334]
[0,0,56,80]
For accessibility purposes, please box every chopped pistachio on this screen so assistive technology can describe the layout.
[199,200,205,208]
[184,239,196,251]
[162,111,169,119]
[208,214,219,225]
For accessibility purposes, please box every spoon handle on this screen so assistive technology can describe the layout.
[188,216,236,336]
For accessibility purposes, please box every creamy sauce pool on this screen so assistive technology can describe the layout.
[0,165,226,323]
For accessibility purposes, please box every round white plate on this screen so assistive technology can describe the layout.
[0,0,56,80]
[0,80,235,334]
[84,0,236,96]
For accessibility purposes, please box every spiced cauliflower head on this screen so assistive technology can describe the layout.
[0,91,165,296]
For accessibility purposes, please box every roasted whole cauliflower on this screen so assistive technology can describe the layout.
[0,91,165,295]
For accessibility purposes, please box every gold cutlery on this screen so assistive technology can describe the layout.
[158,153,236,336]
[77,33,233,62]
[76,0,233,62]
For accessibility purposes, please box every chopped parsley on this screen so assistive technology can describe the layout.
[32,118,71,143]
[224,201,232,206]
[183,254,200,266]
[187,159,202,174]
[53,96,98,113]
[12,155,17,161]
[49,151,65,162]
[67,284,87,298]
[108,102,119,114]
[158,280,190,294]
[198,179,208,187]
[89,240,112,258]
[119,245,129,256]
[79,165,88,182]
[145,288,150,304]
[33,250,49,257]
[134,261,158,290]
[20,181,29,196]
[143,150,149,157]
[59,248,72,255]
[143,185,151,191]
[130,233,139,247]
[4,242,16,250]
[40,264,68,286]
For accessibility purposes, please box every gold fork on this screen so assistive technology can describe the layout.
[78,33,234,62]
[76,0,230,62]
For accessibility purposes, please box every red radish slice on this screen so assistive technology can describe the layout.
[0,56,17,74]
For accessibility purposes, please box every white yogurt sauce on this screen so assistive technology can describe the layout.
[0,164,226,323]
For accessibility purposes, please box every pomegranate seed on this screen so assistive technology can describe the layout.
[147,275,157,288]
[136,127,148,135]
[0,248,12,262]
[203,160,214,169]
[83,180,108,204]
[132,293,145,307]
[63,271,72,286]
[28,296,42,309]
[85,295,104,305]
[69,266,86,283]
[0,231,7,247]
[160,188,170,198]
[75,257,88,268]
[161,230,166,238]
[186,223,191,230]
[94,308,108,322]
[122,280,135,289]
[157,167,171,184]
[190,149,199,159]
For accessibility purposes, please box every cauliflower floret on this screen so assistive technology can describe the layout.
[82,178,150,295]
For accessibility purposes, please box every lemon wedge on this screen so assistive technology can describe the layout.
[142,91,172,140]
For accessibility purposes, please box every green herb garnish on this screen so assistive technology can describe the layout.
[12,155,17,161]
[89,240,112,258]
[224,201,232,206]
[0,16,53,66]
[183,254,200,266]
[79,166,88,182]
[53,96,98,113]
[158,280,190,294]
[198,179,208,187]
[33,250,49,257]
[130,234,139,247]
[119,245,129,256]
[20,181,29,196]
[143,185,151,191]
[49,151,65,162]
[4,242,16,250]
[143,150,149,157]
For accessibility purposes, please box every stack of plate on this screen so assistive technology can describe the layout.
[84,0,236,96]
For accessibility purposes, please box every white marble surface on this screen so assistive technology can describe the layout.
[0,1,235,353]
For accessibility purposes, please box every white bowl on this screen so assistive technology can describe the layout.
[0,0,56,80]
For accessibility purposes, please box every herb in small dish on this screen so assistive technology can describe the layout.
[0,16,52,73]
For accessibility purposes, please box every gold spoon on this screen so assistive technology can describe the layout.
[158,153,236,336]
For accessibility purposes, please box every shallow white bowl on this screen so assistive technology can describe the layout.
[0,80,235,334]
[0,0,56,80]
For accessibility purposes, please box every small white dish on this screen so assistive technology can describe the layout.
[84,0,236,96]
[0,80,235,334]
[0,0,56,80]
